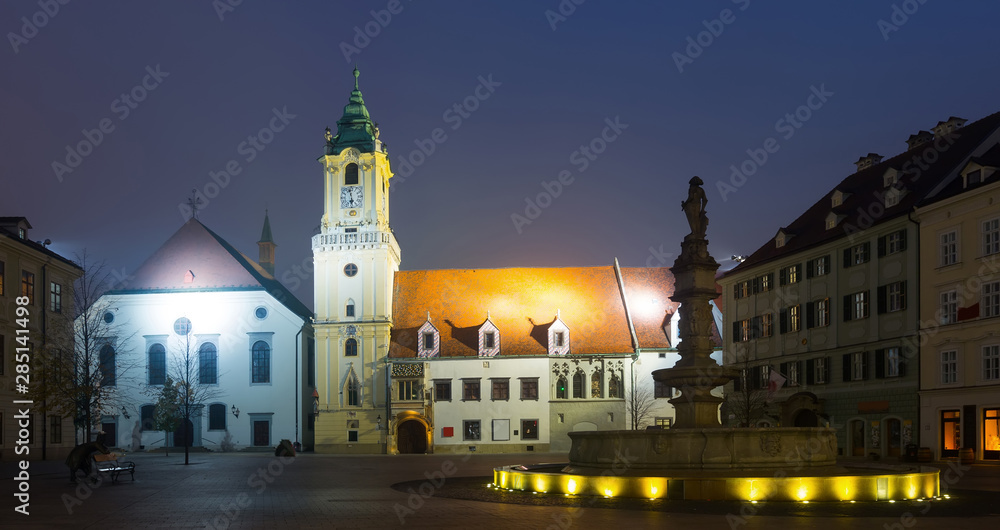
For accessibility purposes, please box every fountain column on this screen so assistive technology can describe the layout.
[653,176,737,428]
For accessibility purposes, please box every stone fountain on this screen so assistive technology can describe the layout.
[493,177,939,501]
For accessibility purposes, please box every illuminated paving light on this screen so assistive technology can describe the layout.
[801,501,809,504]
[750,501,758,504]
[850,501,856,504]
[889,500,896,503]
[491,467,939,502]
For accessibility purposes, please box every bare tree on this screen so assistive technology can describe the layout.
[722,347,769,428]
[167,327,224,464]
[31,252,137,444]
[626,374,658,430]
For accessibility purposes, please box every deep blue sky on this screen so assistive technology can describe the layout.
[3,1,998,309]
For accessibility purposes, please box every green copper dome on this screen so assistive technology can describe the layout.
[326,67,379,155]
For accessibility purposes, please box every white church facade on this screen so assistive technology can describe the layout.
[90,217,314,451]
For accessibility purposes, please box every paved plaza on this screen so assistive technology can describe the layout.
[2,451,999,529]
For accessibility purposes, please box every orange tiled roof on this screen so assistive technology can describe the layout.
[389,266,680,358]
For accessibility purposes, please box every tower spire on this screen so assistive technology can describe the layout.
[257,210,276,276]
[325,68,378,155]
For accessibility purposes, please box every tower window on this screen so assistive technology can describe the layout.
[344,263,358,277]
[346,299,355,317]
[345,163,359,185]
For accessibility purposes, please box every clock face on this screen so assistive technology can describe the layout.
[340,186,363,208]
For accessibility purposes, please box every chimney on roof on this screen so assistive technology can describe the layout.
[932,116,967,138]
[854,153,883,172]
[906,130,933,150]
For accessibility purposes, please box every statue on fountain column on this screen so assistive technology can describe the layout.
[682,176,708,241]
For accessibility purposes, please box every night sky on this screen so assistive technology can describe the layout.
[3,1,999,309]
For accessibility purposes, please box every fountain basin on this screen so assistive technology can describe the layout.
[492,464,940,501]
[566,427,838,472]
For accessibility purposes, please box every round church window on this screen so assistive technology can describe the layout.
[344,263,358,277]
[255,306,268,320]
[174,317,192,335]
[103,311,115,324]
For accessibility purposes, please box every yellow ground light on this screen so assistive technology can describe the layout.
[493,467,939,502]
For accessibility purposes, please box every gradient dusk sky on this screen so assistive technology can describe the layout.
[3,1,999,308]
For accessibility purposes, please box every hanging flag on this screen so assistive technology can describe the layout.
[767,369,787,401]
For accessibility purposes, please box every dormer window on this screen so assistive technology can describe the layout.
[831,190,846,207]
[547,313,570,356]
[775,229,792,248]
[825,212,842,230]
[417,317,440,358]
[18,227,26,239]
[967,169,982,186]
[883,169,899,188]
[478,315,500,358]
[885,187,901,208]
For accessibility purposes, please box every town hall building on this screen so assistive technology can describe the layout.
[311,69,723,454]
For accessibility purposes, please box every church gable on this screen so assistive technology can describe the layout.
[112,218,311,319]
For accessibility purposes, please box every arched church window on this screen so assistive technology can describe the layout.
[346,299,355,317]
[572,372,584,399]
[148,344,166,385]
[100,344,116,386]
[591,370,602,398]
[347,375,360,406]
[199,343,218,384]
[345,163,359,185]
[251,341,270,383]
[140,405,155,431]
[556,377,568,399]
[345,338,358,357]
[609,372,622,399]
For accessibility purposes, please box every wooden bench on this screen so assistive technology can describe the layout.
[93,453,135,483]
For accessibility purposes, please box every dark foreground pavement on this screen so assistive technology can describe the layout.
[2,452,999,529]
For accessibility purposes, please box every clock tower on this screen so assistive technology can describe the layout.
[312,68,400,453]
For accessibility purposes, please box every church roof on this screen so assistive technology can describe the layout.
[389,266,719,358]
[109,218,311,319]
[325,67,378,155]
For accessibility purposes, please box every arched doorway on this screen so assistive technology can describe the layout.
[396,420,427,454]
[174,419,194,447]
[793,409,819,427]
